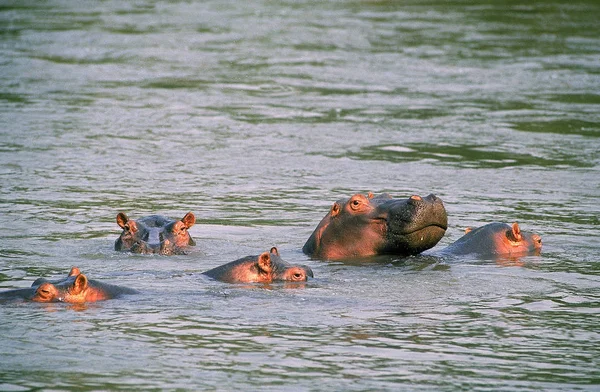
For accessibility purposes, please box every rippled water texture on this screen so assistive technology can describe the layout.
[1,1,599,390]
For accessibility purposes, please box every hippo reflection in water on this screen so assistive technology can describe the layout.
[303,192,448,260]
[115,212,196,255]
[203,247,314,284]
[0,267,138,303]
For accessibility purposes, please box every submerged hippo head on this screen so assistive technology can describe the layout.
[441,222,542,257]
[202,247,314,284]
[115,212,196,255]
[303,192,448,260]
[32,273,105,303]
[0,267,138,303]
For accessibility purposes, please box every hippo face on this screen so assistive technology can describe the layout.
[303,192,448,260]
[203,247,314,284]
[115,212,196,255]
[442,222,542,257]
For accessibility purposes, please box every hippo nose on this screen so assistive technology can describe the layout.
[305,266,314,278]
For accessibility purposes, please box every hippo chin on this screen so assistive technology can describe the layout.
[303,192,448,260]
[0,267,138,303]
[115,212,196,255]
[203,247,314,284]
[436,222,542,257]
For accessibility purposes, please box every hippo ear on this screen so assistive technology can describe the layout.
[71,274,88,295]
[181,212,196,228]
[270,247,280,256]
[257,252,273,274]
[68,266,81,277]
[464,227,472,234]
[117,213,138,233]
[330,203,340,217]
[509,222,522,242]
[116,213,129,229]
[367,192,374,199]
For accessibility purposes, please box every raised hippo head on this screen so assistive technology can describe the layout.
[115,212,196,255]
[303,192,448,260]
[202,247,314,284]
[440,222,542,257]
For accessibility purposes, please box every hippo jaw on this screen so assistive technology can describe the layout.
[379,194,448,255]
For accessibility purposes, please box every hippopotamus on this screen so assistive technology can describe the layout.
[0,267,138,303]
[435,222,542,257]
[303,192,448,260]
[203,247,314,283]
[115,212,196,255]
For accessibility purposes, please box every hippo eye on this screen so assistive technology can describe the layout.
[293,272,304,280]
[350,199,362,210]
[38,288,52,297]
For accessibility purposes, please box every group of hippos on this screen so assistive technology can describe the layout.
[0,192,542,304]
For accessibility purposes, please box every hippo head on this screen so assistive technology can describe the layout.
[30,267,114,303]
[203,247,314,284]
[115,212,196,255]
[303,192,448,260]
[32,273,90,303]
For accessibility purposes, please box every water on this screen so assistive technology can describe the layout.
[1,0,599,390]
